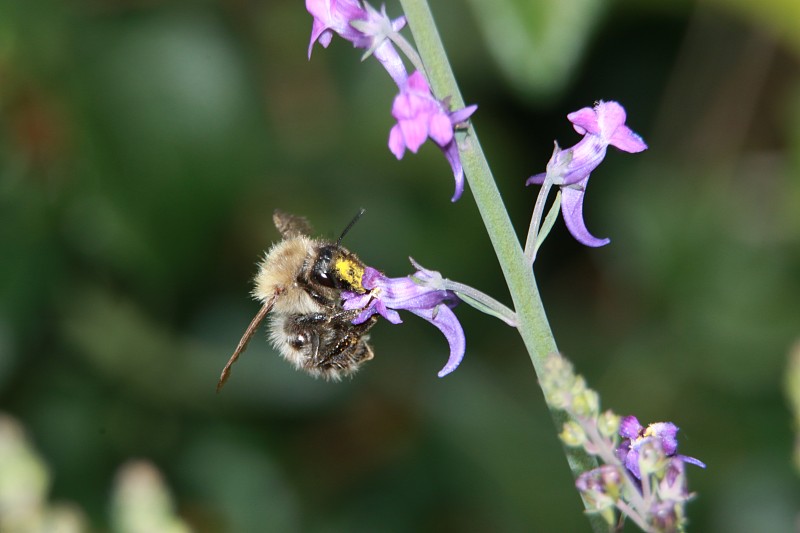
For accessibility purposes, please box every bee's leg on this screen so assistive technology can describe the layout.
[295,276,337,309]
[330,306,378,326]
[315,315,378,368]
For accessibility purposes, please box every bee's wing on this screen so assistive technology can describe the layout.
[216,295,277,392]
[273,210,313,238]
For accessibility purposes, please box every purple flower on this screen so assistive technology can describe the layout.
[388,71,478,202]
[616,416,706,480]
[527,100,647,247]
[342,262,466,377]
[575,464,623,514]
[306,0,366,55]
[658,457,691,503]
[306,0,407,85]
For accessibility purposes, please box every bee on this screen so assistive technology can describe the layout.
[216,209,377,391]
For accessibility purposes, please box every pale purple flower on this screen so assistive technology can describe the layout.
[616,416,706,480]
[388,71,477,202]
[527,100,647,247]
[658,457,691,503]
[306,0,365,54]
[575,465,623,510]
[342,262,466,377]
[306,0,408,86]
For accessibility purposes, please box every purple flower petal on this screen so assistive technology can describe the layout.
[406,69,429,92]
[399,116,429,153]
[388,124,406,159]
[442,141,465,202]
[608,125,648,153]
[595,100,627,136]
[679,454,707,470]
[526,172,546,186]
[449,104,478,126]
[568,106,600,136]
[560,177,610,247]
[624,449,642,479]
[308,20,334,57]
[645,422,679,455]
[429,113,454,146]
[619,415,644,440]
[409,304,465,377]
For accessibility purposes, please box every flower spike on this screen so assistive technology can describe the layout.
[616,416,706,480]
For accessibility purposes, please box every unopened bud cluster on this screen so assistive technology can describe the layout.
[541,353,705,533]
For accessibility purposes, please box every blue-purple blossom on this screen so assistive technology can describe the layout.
[527,100,647,247]
[388,71,478,202]
[342,263,466,377]
[306,0,407,85]
[616,415,706,480]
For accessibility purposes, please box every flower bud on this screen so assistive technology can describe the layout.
[560,421,587,447]
[597,410,621,439]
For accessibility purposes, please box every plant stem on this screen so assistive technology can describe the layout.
[398,1,607,531]
[444,280,517,327]
[524,179,553,263]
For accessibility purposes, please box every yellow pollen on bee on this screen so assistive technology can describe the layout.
[335,258,365,292]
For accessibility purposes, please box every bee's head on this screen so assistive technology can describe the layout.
[311,209,367,293]
[312,245,366,293]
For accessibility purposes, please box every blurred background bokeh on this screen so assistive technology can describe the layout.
[2,0,800,531]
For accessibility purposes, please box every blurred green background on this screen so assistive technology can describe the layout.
[2,0,799,531]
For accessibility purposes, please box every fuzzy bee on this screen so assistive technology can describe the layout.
[216,210,377,391]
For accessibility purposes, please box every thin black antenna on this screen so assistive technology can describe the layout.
[337,208,366,246]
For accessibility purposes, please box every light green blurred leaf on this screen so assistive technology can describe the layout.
[0,414,49,530]
[787,341,800,474]
[709,0,800,54]
[111,460,192,533]
[0,414,89,533]
[463,0,605,99]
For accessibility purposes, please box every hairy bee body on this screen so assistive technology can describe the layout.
[217,210,376,390]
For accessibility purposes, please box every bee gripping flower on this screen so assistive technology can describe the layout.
[616,416,706,480]
[342,263,466,377]
[527,100,647,247]
[388,71,478,202]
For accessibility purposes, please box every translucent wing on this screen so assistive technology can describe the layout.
[273,210,313,239]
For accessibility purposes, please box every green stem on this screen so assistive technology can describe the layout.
[398,1,607,531]
[443,280,517,327]
[524,179,553,263]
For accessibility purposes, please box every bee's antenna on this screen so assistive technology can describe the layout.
[337,208,366,246]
